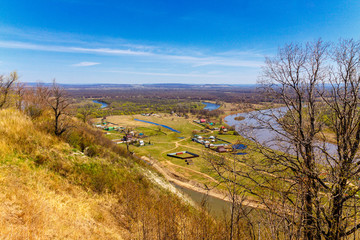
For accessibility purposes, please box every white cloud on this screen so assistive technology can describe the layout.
[72,62,100,67]
[70,47,153,56]
[0,41,151,56]
[0,40,262,68]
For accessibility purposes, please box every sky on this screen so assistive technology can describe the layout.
[0,0,359,84]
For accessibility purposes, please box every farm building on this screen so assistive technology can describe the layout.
[216,146,227,153]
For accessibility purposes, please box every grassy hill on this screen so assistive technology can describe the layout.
[0,108,237,239]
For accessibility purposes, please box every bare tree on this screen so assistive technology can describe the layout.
[23,83,50,119]
[205,39,360,239]
[0,71,18,108]
[317,39,360,239]
[15,81,26,110]
[124,127,133,154]
[223,39,360,240]
[77,103,96,123]
[206,152,255,240]
[255,40,329,239]
[47,80,71,136]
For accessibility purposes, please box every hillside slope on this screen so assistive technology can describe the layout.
[0,109,126,239]
[0,109,229,239]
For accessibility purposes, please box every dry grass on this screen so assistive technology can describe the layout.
[0,109,125,239]
[0,162,124,239]
[0,109,61,156]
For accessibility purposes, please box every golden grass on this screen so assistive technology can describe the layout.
[0,109,62,156]
[0,109,125,239]
[0,157,125,239]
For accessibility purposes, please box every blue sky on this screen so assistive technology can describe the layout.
[0,0,359,84]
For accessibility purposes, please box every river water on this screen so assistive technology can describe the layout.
[224,107,337,158]
[202,102,221,111]
[173,183,232,217]
[92,100,108,108]
[224,107,289,151]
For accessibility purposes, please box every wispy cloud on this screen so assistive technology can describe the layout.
[0,40,262,68]
[0,41,152,56]
[72,62,100,67]
[70,47,152,56]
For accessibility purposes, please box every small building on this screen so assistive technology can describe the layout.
[200,119,206,123]
[216,146,227,153]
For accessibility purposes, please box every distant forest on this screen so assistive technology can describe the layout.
[66,84,272,103]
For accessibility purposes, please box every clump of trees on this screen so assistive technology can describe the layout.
[0,74,71,137]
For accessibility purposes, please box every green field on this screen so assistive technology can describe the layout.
[94,114,266,193]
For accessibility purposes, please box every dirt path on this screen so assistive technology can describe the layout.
[160,141,179,155]
[157,138,219,184]
[165,161,219,184]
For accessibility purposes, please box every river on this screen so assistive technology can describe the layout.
[92,100,108,108]
[224,107,337,158]
[172,183,233,217]
[202,102,221,111]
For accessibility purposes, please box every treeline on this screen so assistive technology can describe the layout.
[107,98,204,115]
[66,86,268,104]
[75,97,225,120]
